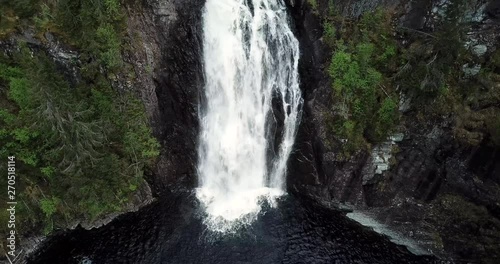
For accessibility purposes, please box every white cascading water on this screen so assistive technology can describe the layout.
[196,0,302,233]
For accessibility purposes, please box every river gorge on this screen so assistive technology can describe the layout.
[1,0,499,263]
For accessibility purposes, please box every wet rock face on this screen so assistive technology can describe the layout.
[284,0,327,190]
[144,0,205,194]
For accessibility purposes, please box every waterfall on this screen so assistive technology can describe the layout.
[196,0,302,232]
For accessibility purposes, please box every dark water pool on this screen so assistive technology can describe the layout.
[28,192,437,264]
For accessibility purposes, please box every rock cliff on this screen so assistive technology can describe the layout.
[285,0,500,262]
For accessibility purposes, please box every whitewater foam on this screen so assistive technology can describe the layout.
[196,0,301,233]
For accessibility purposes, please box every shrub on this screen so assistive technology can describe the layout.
[308,0,318,11]
[323,21,336,47]
[372,97,399,141]
[40,197,59,218]
[325,9,400,156]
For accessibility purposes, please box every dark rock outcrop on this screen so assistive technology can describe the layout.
[146,0,205,194]
[285,0,328,190]
[122,0,205,195]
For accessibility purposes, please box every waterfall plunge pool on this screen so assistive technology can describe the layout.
[29,191,436,264]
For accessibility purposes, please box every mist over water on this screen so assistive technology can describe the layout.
[196,0,302,232]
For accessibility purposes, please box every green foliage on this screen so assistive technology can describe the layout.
[54,0,124,71]
[327,0,337,17]
[325,9,400,156]
[40,166,55,179]
[7,77,31,107]
[372,97,399,141]
[0,0,40,38]
[123,107,161,161]
[323,21,336,47]
[356,43,375,65]
[34,3,56,32]
[105,0,121,15]
[322,1,477,156]
[398,0,467,99]
[2,0,124,69]
[16,0,40,17]
[0,45,159,235]
[95,23,122,69]
[307,0,318,11]
[40,197,59,218]
[0,109,14,123]
[0,0,153,238]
